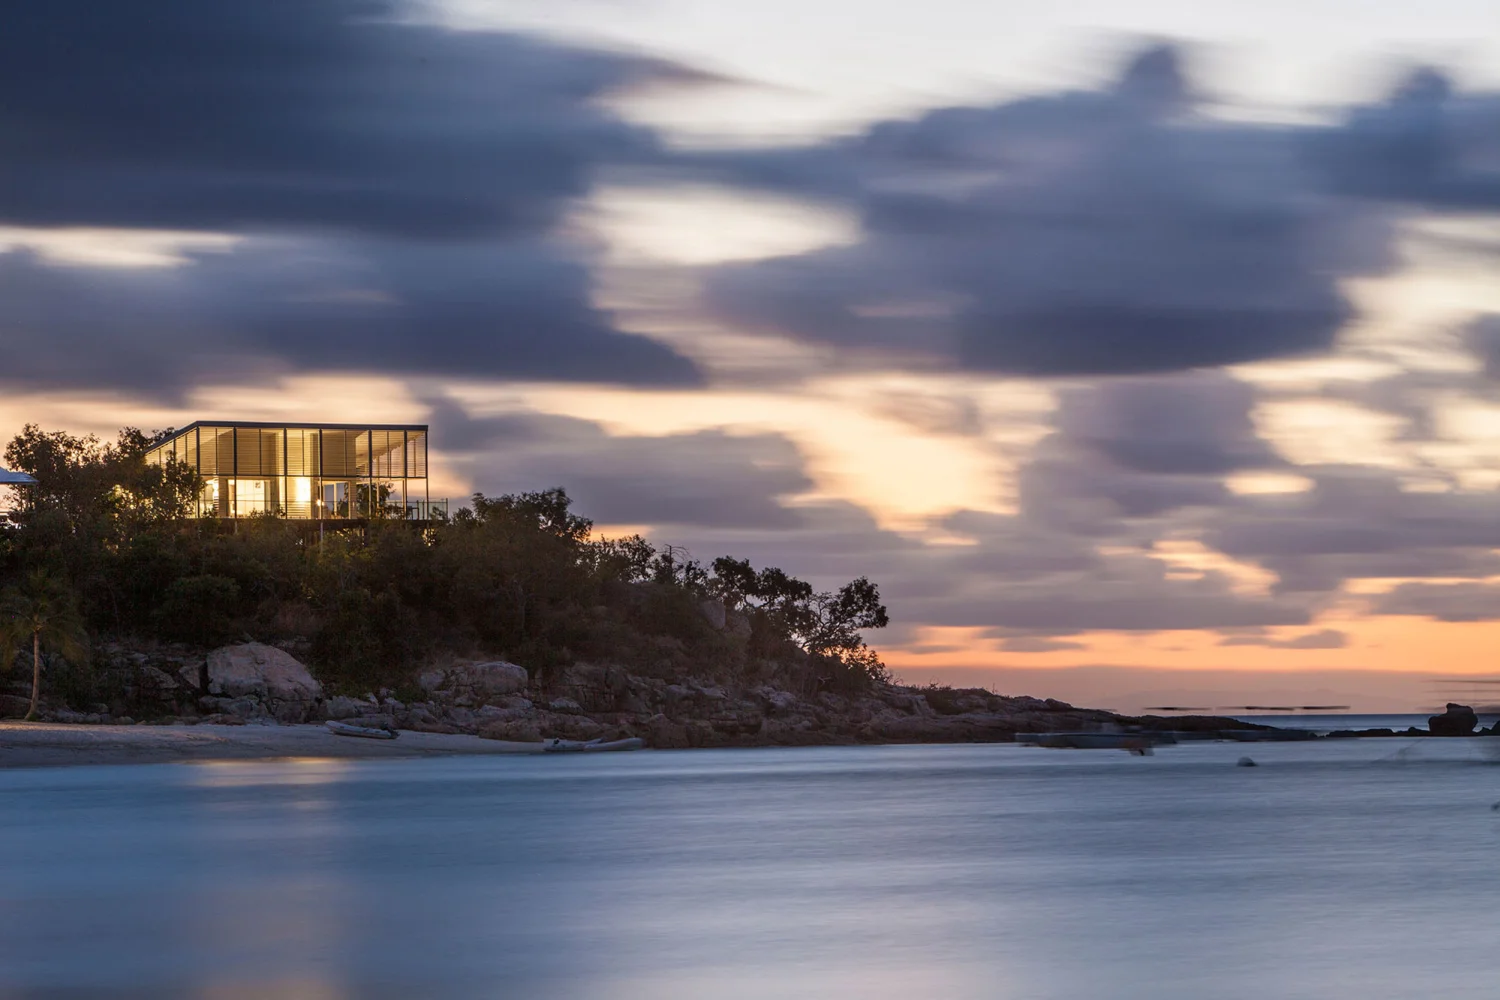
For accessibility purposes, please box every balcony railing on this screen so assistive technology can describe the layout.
[401,498,449,521]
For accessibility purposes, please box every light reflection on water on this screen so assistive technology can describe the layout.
[1,741,1498,999]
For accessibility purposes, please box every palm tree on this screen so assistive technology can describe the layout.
[0,570,90,721]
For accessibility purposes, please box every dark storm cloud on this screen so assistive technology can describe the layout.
[428,401,812,529]
[700,45,1392,377]
[1312,68,1500,210]
[0,0,696,238]
[1052,374,1279,475]
[1003,373,1272,535]
[0,239,700,394]
[0,0,708,393]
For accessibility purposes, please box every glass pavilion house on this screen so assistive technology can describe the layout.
[144,422,445,520]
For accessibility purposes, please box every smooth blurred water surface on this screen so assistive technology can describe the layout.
[2,740,1498,999]
[1230,714,1500,733]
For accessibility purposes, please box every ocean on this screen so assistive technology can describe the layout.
[1230,713,1500,734]
[2,740,1498,999]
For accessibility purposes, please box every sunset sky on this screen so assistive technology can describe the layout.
[5,0,1500,711]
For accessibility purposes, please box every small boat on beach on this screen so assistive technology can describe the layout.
[542,737,645,753]
[325,720,399,740]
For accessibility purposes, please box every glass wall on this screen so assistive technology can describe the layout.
[144,424,434,520]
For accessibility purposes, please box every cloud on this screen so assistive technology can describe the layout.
[1206,465,1500,593]
[428,400,812,529]
[1371,581,1500,622]
[1219,629,1347,649]
[1312,68,1500,210]
[911,553,1313,633]
[0,0,701,238]
[700,45,1391,377]
[1052,373,1279,475]
[998,636,1088,653]
[1465,314,1500,378]
[0,0,710,395]
[0,239,701,395]
[1010,372,1272,531]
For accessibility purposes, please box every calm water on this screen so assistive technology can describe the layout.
[1232,713,1500,733]
[2,741,1499,999]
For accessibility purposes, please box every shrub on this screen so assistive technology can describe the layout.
[152,575,241,646]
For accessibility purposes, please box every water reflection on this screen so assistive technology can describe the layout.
[186,758,353,788]
[0,743,1497,998]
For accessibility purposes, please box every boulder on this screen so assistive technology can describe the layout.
[756,687,801,717]
[479,719,543,743]
[215,696,264,721]
[467,661,528,696]
[136,665,178,692]
[206,643,322,702]
[425,660,529,700]
[325,695,364,721]
[698,599,727,630]
[177,662,206,692]
[1428,703,1478,737]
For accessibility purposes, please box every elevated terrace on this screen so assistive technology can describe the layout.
[144,421,446,521]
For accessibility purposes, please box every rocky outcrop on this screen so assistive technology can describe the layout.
[418,661,528,703]
[206,643,321,701]
[21,640,1258,747]
[388,667,1182,749]
[1427,703,1479,736]
[197,643,323,722]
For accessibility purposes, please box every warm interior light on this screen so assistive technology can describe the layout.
[291,477,312,503]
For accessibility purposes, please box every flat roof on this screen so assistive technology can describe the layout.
[151,421,429,446]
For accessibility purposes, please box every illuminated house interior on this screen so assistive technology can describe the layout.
[144,422,445,520]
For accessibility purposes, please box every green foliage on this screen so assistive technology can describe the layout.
[1,425,895,702]
[0,569,91,718]
[466,487,593,541]
[153,575,241,646]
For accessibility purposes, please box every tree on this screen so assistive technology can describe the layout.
[803,577,890,656]
[469,488,593,542]
[0,570,90,720]
[3,424,200,532]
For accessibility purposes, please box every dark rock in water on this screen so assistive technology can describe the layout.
[1236,756,1257,767]
[1427,703,1479,737]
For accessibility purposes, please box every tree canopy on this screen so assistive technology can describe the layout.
[0,425,891,710]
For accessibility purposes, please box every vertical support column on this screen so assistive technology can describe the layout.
[313,427,321,520]
[366,429,373,518]
[283,426,289,519]
[231,427,239,519]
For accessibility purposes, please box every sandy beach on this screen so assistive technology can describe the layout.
[0,722,548,768]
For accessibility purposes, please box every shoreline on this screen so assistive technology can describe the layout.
[5,719,1486,769]
[0,721,550,768]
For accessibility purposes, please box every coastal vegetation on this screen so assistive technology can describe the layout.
[0,424,891,716]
